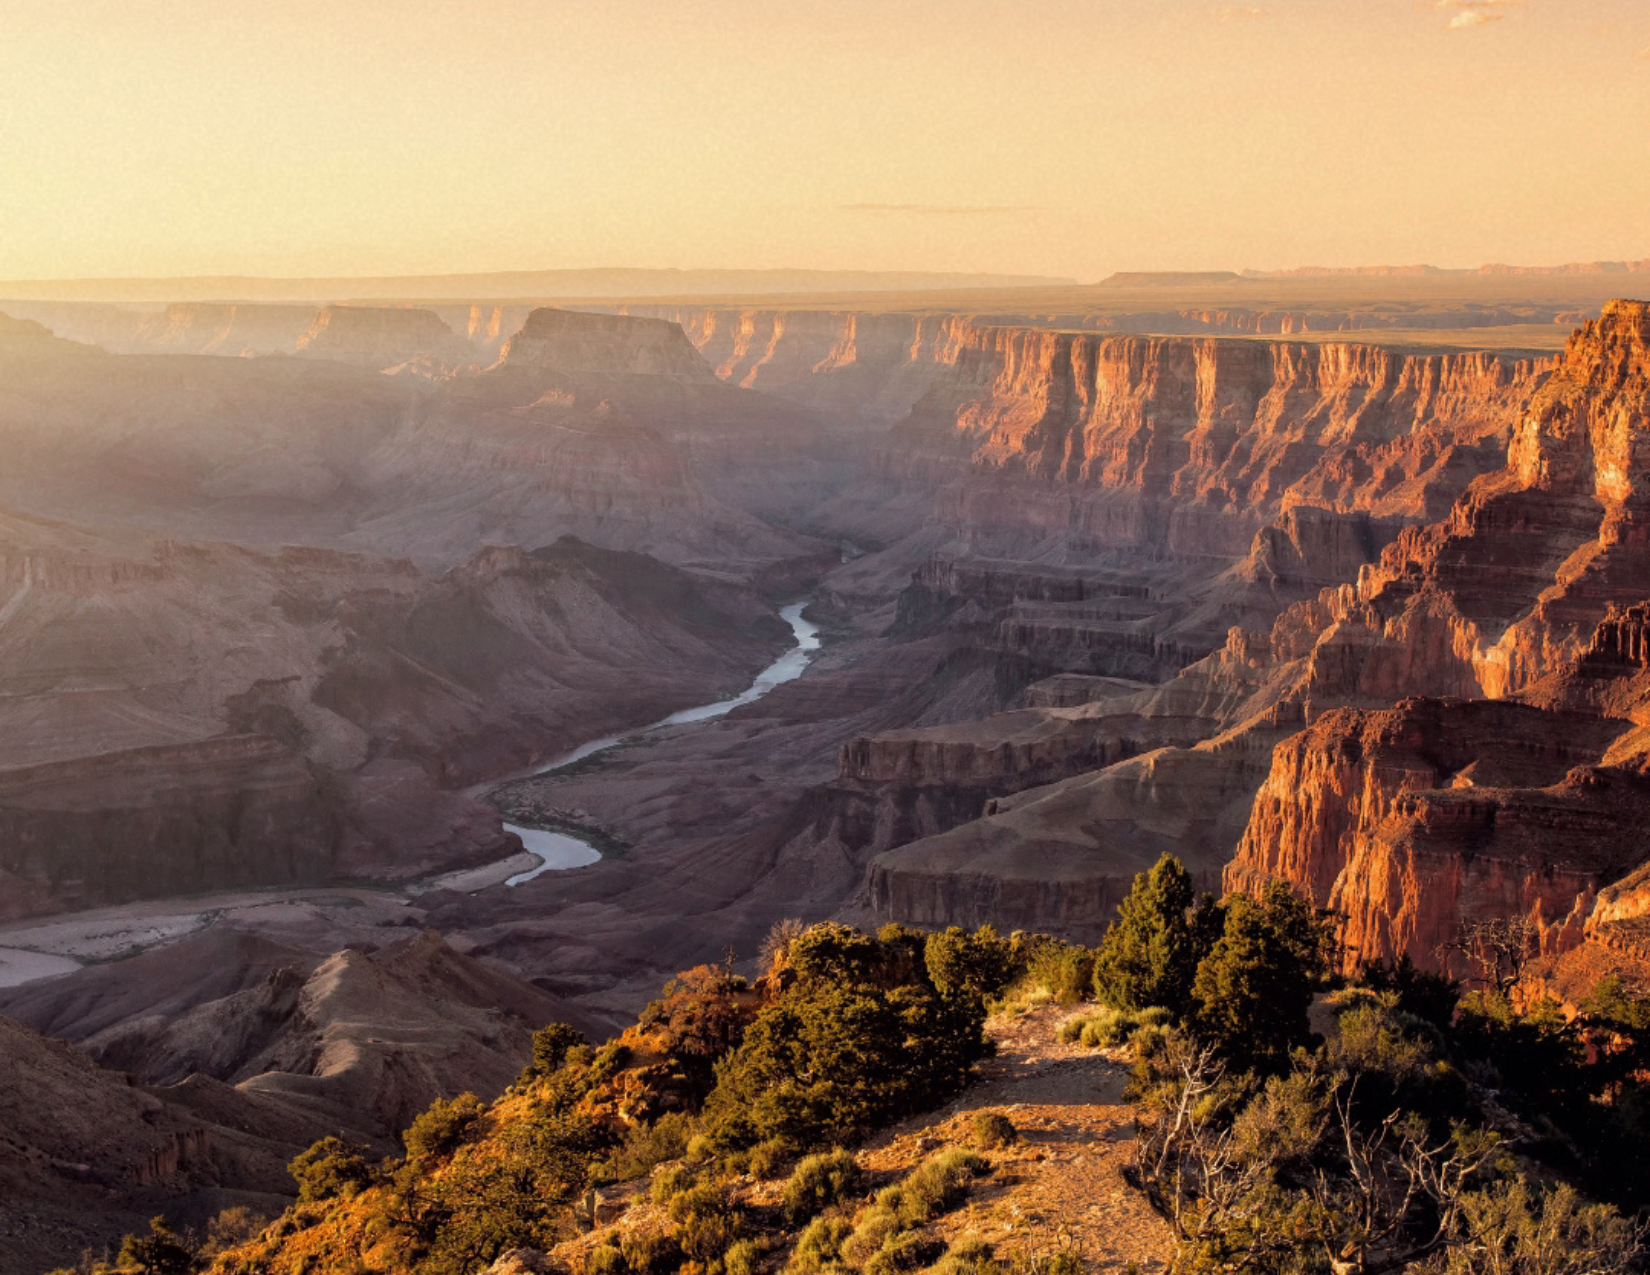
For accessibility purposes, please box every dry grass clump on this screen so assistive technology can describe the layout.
[1057,1005,1170,1050]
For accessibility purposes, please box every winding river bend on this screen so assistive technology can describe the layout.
[502,602,821,885]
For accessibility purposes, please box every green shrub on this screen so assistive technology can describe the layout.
[668,1181,727,1224]
[526,1021,589,1079]
[652,1161,697,1206]
[786,1214,854,1275]
[703,929,989,1151]
[201,1205,269,1255]
[1079,1009,1128,1048]
[669,1182,742,1261]
[863,1233,944,1275]
[926,926,1018,1002]
[1128,1021,1170,1059]
[1062,1005,1170,1050]
[1191,882,1328,1071]
[928,1235,996,1275]
[117,1216,197,1275]
[1011,937,1095,1006]
[783,1148,862,1224]
[725,1237,763,1275]
[971,1112,1017,1150]
[586,1243,626,1275]
[748,1135,796,1180]
[679,1210,741,1263]
[403,1091,487,1163]
[1091,853,1210,1015]
[288,1136,377,1203]
[621,1227,678,1275]
[895,1148,988,1225]
[641,963,753,1097]
[588,1041,633,1084]
[839,1205,901,1268]
[686,1134,716,1163]
[616,1110,698,1180]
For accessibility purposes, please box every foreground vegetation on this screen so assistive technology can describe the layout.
[66,856,1650,1275]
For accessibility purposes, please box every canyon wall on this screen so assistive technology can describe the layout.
[1222,301,1650,973]
[902,328,1549,547]
[860,305,1650,954]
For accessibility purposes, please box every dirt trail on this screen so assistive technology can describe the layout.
[859,1003,1174,1272]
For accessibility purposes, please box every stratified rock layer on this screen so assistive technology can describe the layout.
[1224,301,1650,972]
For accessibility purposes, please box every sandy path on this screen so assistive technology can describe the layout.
[860,1003,1175,1272]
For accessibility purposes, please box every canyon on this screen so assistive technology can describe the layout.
[3,275,1650,1269]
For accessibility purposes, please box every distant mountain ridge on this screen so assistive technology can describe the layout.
[0,267,1075,305]
[1100,260,1650,286]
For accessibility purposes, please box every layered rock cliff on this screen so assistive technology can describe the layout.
[862,303,1650,952]
[1225,699,1645,972]
[1220,301,1650,973]
[599,306,973,423]
[903,328,1549,541]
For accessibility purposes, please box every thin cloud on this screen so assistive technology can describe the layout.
[1215,5,1266,20]
[1431,0,1521,28]
[839,204,1041,216]
[1637,45,1650,60]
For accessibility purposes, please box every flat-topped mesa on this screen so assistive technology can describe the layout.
[294,304,472,368]
[498,307,717,381]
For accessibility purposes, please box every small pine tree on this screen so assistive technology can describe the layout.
[525,1022,588,1079]
[1091,853,1204,1014]
[117,1216,198,1275]
[925,925,1017,1002]
[287,1135,376,1203]
[1191,881,1326,1070]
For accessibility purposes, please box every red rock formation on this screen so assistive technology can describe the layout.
[1225,699,1643,973]
[602,306,974,422]
[863,303,1650,953]
[1221,303,1650,973]
[911,328,1548,533]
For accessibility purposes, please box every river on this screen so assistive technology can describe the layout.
[501,601,821,885]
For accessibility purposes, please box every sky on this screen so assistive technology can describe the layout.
[2,0,1647,282]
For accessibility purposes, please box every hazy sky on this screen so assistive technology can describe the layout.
[3,0,1647,282]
